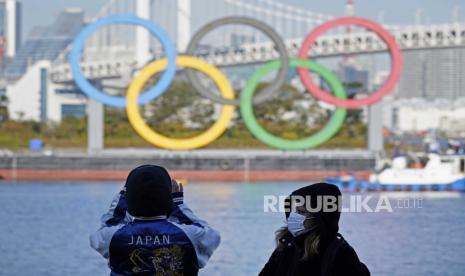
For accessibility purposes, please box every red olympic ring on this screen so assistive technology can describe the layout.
[297,17,403,109]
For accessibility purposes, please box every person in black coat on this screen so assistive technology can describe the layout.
[259,183,370,276]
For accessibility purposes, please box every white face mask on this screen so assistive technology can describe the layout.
[287,212,309,237]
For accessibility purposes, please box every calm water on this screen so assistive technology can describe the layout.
[0,181,464,276]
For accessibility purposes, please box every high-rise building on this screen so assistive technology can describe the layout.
[230,33,255,48]
[397,48,465,100]
[0,0,21,58]
[337,62,369,96]
[4,8,83,80]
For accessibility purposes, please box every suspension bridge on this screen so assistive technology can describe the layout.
[48,0,465,83]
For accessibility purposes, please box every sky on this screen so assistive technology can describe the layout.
[20,0,464,38]
[291,0,464,25]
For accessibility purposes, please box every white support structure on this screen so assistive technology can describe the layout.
[5,0,19,57]
[368,102,384,152]
[87,99,104,153]
[177,0,191,53]
[135,0,151,67]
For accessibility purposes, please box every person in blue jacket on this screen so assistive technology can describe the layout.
[90,165,221,275]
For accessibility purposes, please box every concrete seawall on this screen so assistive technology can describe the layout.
[0,149,376,182]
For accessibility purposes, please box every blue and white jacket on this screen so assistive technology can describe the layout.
[90,188,221,275]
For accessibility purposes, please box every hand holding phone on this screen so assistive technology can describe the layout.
[171,179,184,193]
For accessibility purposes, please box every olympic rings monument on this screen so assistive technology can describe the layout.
[69,13,402,153]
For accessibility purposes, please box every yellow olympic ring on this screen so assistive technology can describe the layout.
[126,56,236,150]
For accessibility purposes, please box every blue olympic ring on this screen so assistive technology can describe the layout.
[69,15,177,108]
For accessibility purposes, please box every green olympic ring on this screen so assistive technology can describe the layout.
[240,58,348,150]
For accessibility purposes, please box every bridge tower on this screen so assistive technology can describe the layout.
[343,0,355,64]
[136,0,151,66]
[177,0,191,53]
[346,0,354,17]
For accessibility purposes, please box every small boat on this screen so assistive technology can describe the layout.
[327,153,465,192]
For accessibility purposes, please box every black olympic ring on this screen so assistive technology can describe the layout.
[185,16,290,106]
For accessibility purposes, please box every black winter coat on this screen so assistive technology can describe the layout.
[259,233,370,276]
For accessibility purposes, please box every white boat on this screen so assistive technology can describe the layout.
[369,153,465,186]
[327,153,465,191]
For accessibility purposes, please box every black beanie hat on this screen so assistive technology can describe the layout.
[285,183,342,239]
[125,165,173,217]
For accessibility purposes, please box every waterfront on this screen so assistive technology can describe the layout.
[0,149,374,181]
[0,182,464,276]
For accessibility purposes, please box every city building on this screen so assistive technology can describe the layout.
[6,60,87,122]
[230,33,255,48]
[6,9,87,122]
[337,60,369,97]
[396,48,465,100]
[383,98,465,135]
[5,8,82,80]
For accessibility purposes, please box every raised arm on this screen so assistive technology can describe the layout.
[89,186,131,258]
[99,187,131,227]
[168,182,221,268]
